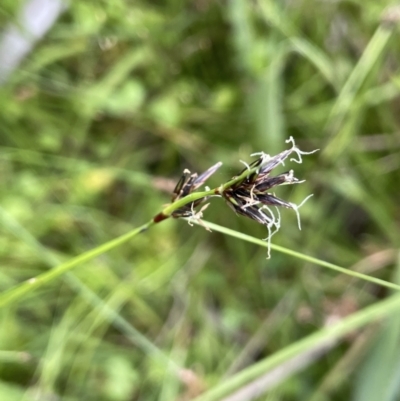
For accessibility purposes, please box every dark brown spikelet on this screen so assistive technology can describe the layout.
[221,137,318,257]
[171,162,222,218]
[222,137,318,232]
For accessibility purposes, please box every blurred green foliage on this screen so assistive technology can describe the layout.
[1,0,400,400]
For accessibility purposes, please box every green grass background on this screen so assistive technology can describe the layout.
[1,1,400,400]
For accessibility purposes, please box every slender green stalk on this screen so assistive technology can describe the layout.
[0,220,154,308]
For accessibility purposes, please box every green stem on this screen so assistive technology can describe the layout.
[0,220,154,308]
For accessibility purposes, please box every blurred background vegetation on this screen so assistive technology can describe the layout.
[1,0,400,400]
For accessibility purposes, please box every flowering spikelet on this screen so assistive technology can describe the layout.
[171,162,222,218]
[222,137,318,257]
[165,137,317,257]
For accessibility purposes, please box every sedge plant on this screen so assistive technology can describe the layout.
[1,137,400,310]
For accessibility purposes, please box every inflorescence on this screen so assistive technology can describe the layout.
[156,137,318,258]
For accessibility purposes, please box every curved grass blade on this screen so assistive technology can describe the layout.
[193,292,400,401]
[195,220,400,292]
